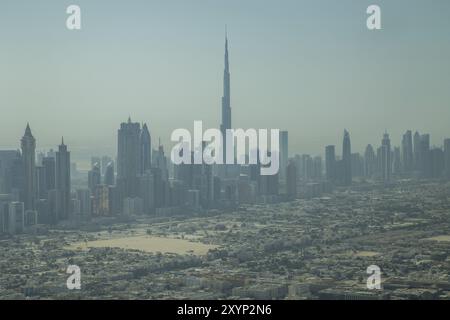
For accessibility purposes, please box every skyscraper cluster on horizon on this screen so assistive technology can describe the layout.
[0,125,71,234]
[317,129,450,187]
[2,34,450,236]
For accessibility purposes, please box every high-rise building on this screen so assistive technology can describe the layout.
[71,199,81,220]
[342,130,352,186]
[123,197,143,216]
[46,149,56,159]
[47,189,58,224]
[24,210,37,227]
[364,144,376,178]
[444,139,450,179]
[138,171,155,215]
[101,156,112,176]
[351,153,364,178]
[302,154,313,180]
[154,143,169,182]
[401,130,413,174]
[117,118,141,198]
[36,199,50,224]
[325,145,336,183]
[21,124,36,210]
[430,148,444,179]
[140,123,152,174]
[420,134,431,178]
[36,151,45,166]
[380,132,392,182]
[0,194,13,234]
[220,33,231,164]
[279,131,288,182]
[108,185,121,216]
[56,138,71,221]
[42,156,56,193]
[36,165,47,200]
[0,150,20,194]
[393,147,401,175]
[91,156,102,172]
[413,131,421,171]
[92,185,110,217]
[76,189,91,220]
[286,160,297,200]
[88,163,101,192]
[104,161,115,186]
[312,156,323,180]
[8,201,25,235]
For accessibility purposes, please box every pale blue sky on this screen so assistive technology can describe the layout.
[1,0,450,158]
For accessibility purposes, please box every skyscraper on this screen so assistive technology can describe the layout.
[401,130,413,174]
[104,161,115,186]
[302,154,313,180]
[393,147,401,175]
[413,131,421,171]
[21,124,36,210]
[351,153,364,178]
[117,117,141,198]
[56,138,71,221]
[36,165,47,200]
[342,130,352,186]
[8,201,25,235]
[0,150,20,194]
[88,163,101,192]
[430,147,444,178]
[140,123,152,174]
[92,184,110,217]
[138,171,155,215]
[220,32,231,163]
[312,156,323,179]
[381,132,392,182]
[101,156,112,176]
[364,144,376,178]
[420,134,431,178]
[76,189,91,220]
[91,156,102,174]
[42,156,56,193]
[444,138,450,179]
[286,160,297,200]
[279,131,288,182]
[325,145,336,182]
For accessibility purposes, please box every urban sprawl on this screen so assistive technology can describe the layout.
[0,36,449,300]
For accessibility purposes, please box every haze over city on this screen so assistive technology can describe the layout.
[1,0,450,158]
[2,0,450,305]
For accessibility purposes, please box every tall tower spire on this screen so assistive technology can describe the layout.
[223,30,230,99]
[221,28,232,164]
[224,25,229,73]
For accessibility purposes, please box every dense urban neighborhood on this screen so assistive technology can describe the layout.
[1,180,449,300]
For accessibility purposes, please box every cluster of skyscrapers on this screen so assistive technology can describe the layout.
[0,125,71,234]
[320,129,450,187]
[2,35,450,236]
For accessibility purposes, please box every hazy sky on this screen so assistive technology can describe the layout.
[1,0,450,159]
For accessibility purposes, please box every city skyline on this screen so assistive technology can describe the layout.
[2,1,450,302]
[2,0,450,155]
